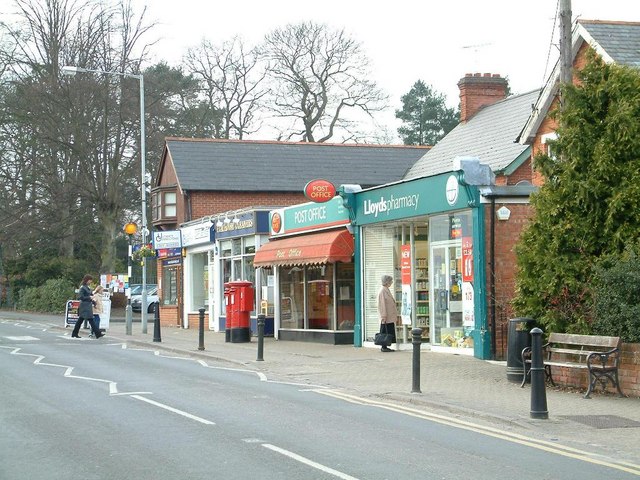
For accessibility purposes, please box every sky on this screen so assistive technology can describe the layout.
[139,0,638,100]
[4,0,638,141]
[134,0,639,141]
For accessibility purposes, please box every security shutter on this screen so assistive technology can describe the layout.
[362,226,395,342]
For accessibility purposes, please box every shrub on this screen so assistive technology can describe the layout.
[17,278,76,314]
[592,245,640,343]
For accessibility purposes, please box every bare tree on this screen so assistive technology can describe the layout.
[0,0,156,274]
[185,36,267,139]
[261,21,388,142]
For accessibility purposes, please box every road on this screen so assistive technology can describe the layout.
[1,319,638,480]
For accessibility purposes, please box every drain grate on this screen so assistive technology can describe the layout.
[560,415,640,429]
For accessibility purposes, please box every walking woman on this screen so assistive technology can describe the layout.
[71,274,103,339]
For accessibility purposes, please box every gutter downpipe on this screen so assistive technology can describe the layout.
[490,197,496,359]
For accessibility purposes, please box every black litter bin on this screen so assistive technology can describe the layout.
[506,317,536,383]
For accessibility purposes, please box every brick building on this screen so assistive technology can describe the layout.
[151,139,430,328]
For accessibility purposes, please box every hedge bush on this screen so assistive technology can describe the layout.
[592,246,640,343]
[17,278,76,314]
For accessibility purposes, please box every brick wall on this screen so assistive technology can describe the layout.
[484,202,534,359]
[159,305,181,327]
[187,312,208,328]
[548,343,640,398]
[190,191,307,220]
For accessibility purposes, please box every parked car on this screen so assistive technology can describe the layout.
[131,284,159,313]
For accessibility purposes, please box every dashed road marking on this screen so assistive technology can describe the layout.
[131,395,215,425]
[262,443,360,480]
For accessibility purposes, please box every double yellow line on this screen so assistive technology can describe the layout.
[315,389,640,476]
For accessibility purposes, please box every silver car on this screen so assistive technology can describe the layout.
[131,285,159,313]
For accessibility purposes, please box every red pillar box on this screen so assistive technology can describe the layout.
[230,280,253,343]
[224,283,237,343]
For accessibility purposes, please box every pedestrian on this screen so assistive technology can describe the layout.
[71,274,103,339]
[89,285,104,338]
[377,274,398,352]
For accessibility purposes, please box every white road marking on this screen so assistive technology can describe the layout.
[262,443,360,480]
[131,394,215,425]
[4,336,39,341]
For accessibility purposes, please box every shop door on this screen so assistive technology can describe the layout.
[430,241,463,345]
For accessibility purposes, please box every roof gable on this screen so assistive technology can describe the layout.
[404,90,537,179]
[163,139,430,192]
[518,19,640,144]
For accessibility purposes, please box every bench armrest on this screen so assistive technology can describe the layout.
[586,347,620,369]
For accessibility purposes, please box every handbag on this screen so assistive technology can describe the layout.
[374,332,393,346]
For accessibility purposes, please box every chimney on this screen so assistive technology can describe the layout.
[458,73,508,122]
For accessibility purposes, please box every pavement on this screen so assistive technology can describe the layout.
[2,308,640,468]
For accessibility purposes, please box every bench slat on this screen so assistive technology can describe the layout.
[548,333,620,348]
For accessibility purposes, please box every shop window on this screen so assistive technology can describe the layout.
[219,236,258,315]
[362,222,431,344]
[280,266,304,329]
[336,263,355,330]
[429,211,474,349]
[190,252,208,310]
[307,264,334,330]
[162,266,178,306]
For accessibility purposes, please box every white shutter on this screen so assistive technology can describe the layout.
[362,226,395,341]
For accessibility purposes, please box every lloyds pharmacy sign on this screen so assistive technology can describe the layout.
[354,173,471,225]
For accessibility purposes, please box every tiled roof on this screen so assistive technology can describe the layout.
[404,90,538,179]
[579,20,640,67]
[164,139,430,192]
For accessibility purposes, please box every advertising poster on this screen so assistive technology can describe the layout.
[64,300,80,327]
[400,244,412,325]
[462,282,474,327]
[462,236,474,282]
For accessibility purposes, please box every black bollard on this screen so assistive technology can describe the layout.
[411,327,422,393]
[529,327,548,419]
[198,307,205,351]
[152,302,161,342]
[256,314,265,361]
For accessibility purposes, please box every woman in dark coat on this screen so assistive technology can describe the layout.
[71,274,103,339]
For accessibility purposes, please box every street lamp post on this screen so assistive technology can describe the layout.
[62,65,149,333]
[124,222,138,336]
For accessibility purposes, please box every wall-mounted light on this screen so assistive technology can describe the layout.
[232,212,240,224]
[223,215,231,224]
[497,206,511,221]
[216,217,223,227]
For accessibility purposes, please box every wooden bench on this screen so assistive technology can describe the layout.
[521,333,624,399]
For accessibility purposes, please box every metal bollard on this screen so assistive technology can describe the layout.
[529,327,548,419]
[198,307,205,351]
[125,303,132,336]
[411,327,422,393]
[256,314,265,361]
[153,302,161,342]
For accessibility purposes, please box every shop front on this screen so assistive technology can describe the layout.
[254,197,356,344]
[350,170,490,359]
[210,209,271,333]
[179,209,272,332]
[153,230,183,327]
[180,218,215,329]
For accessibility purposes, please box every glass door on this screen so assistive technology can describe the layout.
[430,241,463,345]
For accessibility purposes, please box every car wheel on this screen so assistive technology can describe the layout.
[148,302,158,313]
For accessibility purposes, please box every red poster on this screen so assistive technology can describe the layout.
[462,236,474,282]
[401,244,411,285]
